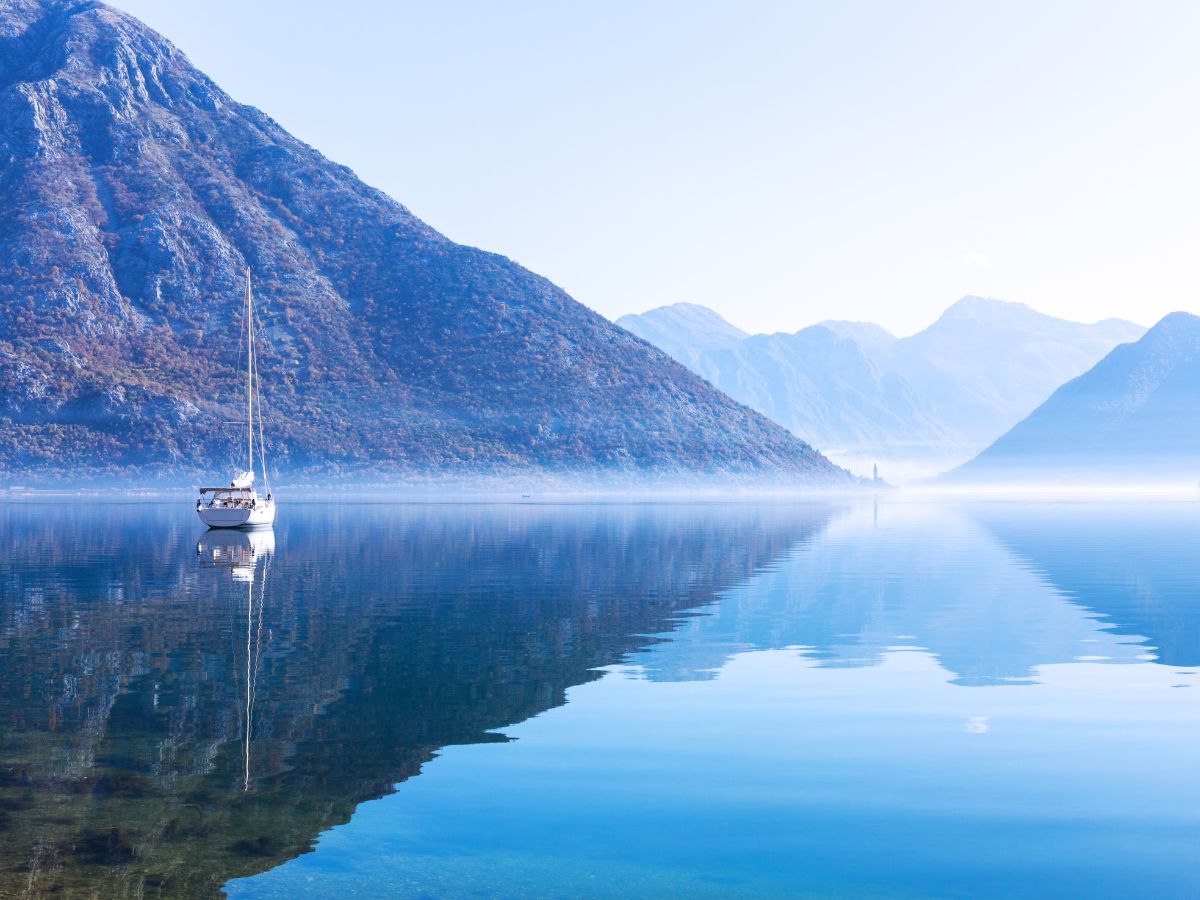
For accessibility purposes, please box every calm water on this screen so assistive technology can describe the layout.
[1,499,1198,898]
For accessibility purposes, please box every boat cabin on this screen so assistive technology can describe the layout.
[198,486,263,510]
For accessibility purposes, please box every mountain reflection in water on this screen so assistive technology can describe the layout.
[0,501,829,896]
[1,499,1198,898]
[639,503,1152,685]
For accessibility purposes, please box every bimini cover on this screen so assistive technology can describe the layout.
[230,471,255,489]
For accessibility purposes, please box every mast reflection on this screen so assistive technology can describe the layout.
[197,530,275,791]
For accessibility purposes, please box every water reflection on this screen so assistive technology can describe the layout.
[639,504,1149,685]
[973,502,1200,667]
[0,501,829,896]
[0,499,1197,897]
[198,529,275,584]
[197,531,275,792]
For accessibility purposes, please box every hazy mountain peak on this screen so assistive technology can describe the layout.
[934,295,1042,325]
[1095,315,1146,329]
[1115,310,1200,374]
[1146,309,1200,334]
[934,295,1144,334]
[621,303,748,338]
[947,310,1200,484]
[661,301,725,316]
[817,320,897,352]
[898,296,1148,421]
[616,303,749,369]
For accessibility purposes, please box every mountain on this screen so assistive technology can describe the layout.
[617,309,958,472]
[888,297,1146,444]
[947,312,1200,484]
[0,1,846,483]
[617,296,1144,479]
[693,326,959,470]
[617,303,748,369]
[818,320,897,353]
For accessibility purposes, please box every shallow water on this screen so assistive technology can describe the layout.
[1,499,1197,897]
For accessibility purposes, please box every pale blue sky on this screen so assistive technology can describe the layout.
[110,1,1200,336]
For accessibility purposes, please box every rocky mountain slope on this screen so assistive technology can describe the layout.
[619,297,1144,479]
[0,0,846,482]
[946,311,1200,484]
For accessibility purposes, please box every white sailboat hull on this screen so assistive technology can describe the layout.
[197,503,276,529]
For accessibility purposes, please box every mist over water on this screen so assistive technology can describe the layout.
[1,499,1198,897]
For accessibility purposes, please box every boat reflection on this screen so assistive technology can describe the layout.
[197,528,276,583]
[199,529,274,793]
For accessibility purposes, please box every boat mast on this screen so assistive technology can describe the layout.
[246,268,254,476]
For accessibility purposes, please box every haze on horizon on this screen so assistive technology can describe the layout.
[108,0,1200,337]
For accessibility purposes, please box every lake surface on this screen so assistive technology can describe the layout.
[1,498,1198,897]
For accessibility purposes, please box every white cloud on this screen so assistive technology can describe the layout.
[962,251,991,268]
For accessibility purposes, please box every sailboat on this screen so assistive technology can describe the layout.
[197,269,277,529]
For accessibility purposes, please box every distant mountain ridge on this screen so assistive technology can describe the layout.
[818,320,897,353]
[891,297,1146,441]
[0,0,847,482]
[947,311,1200,484]
[615,302,748,370]
[618,298,1145,479]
